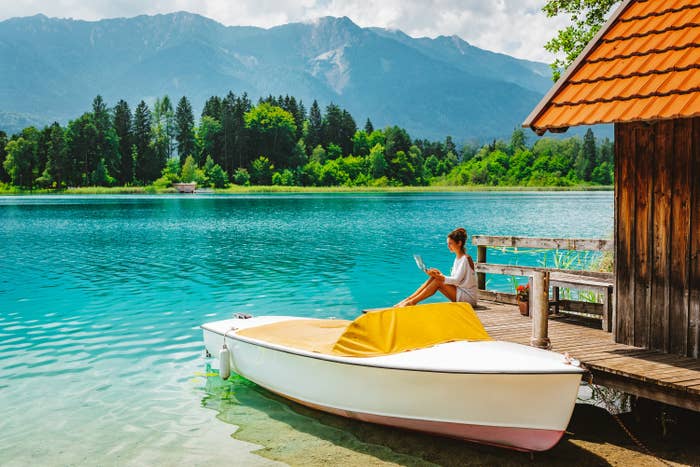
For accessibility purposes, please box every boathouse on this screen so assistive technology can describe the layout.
[523,0,700,357]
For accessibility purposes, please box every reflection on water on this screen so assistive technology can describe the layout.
[202,368,623,466]
[203,368,440,466]
[202,366,700,466]
[0,193,613,465]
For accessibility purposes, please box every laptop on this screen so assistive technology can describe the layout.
[413,254,428,272]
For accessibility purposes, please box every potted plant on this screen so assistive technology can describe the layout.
[516,284,529,316]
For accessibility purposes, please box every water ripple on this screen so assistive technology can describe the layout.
[0,192,614,465]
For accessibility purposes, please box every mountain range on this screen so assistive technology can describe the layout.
[0,12,555,141]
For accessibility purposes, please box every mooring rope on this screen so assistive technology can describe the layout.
[586,372,673,467]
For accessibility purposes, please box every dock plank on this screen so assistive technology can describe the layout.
[475,300,700,410]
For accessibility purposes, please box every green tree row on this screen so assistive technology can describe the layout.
[444,128,613,187]
[0,93,614,190]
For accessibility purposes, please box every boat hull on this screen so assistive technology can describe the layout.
[203,323,581,452]
[277,390,565,452]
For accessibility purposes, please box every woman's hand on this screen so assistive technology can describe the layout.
[428,268,444,281]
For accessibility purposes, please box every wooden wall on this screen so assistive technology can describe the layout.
[615,117,700,358]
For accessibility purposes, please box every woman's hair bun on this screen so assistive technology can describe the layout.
[448,227,467,246]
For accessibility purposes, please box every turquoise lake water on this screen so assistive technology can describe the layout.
[0,192,613,465]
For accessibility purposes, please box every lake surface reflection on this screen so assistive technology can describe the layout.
[0,192,613,465]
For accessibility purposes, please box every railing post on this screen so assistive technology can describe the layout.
[477,245,486,290]
[530,271,551,349]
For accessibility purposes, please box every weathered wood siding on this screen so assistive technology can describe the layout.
[615,117,700,358]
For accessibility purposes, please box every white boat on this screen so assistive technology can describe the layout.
[201,303,583,452]
[173,182,196,193]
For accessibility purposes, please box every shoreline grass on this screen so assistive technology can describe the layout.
[0,184,614,195]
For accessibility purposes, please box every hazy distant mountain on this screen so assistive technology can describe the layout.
[0,12,555,140]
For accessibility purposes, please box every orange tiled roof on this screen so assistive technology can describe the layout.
[524,0,700,134]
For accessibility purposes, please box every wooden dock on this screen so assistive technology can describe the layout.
[476,300,700,412]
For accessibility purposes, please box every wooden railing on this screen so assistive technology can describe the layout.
[472,235,615,343]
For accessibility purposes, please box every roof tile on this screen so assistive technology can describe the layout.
[554,68,699,105]
[573,61,603,81]
[577,102,612,124]
[526,0,700,132]
[608,7,700,41]
[679,92,700,116]
[626,0,653,16]
[641,94,677,118]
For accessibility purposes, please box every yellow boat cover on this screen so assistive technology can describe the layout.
[234,302,490,357]
[235,319,350,354]
[332,302,491,357]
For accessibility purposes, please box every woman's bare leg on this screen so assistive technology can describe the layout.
[401,282,458,307]
[438,283,457,302]
[404,277,434,300]
[395,277,434,306]
[401,280,441,306]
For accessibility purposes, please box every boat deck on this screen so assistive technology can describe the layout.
[475,300,700,412]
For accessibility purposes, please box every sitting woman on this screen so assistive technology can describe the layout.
[395,227,478,308]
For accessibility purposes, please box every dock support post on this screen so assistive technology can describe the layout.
[477,245,486,290]
[530,271,551,349]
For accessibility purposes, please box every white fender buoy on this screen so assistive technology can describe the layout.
[219,341,231,380]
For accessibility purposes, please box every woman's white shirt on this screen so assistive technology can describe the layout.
[443,255,478,305]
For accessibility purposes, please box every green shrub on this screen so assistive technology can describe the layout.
[232,168,251,186]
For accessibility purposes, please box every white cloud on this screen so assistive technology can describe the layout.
[0,0,569,62]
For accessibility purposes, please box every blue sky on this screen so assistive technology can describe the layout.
[0,0,571,62]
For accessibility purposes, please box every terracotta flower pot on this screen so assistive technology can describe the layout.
[517,299,529,317]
